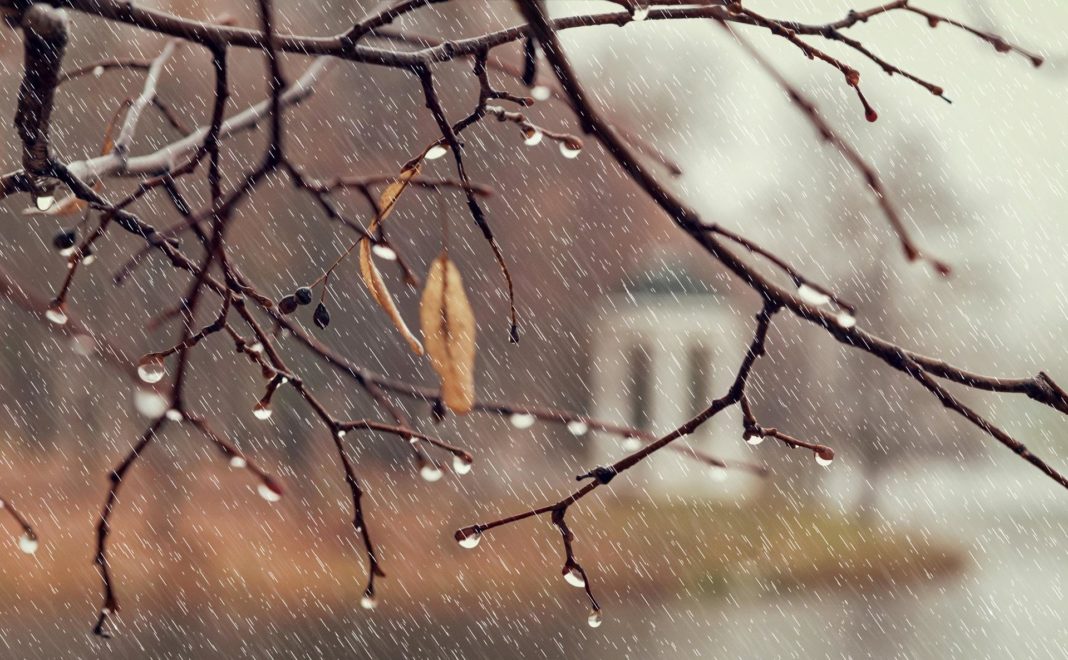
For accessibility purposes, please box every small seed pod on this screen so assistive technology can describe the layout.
[313,302,331,329]
[52,229,77,251]
[295,287,313,306]
[278,295,299,315]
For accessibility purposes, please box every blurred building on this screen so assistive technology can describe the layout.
[589,247,761,500]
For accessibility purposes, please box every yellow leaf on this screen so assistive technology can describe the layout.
[420,254,476,414]
[377,160,422,224]
[33,101,125,216]
[359,237,424,355]
[100,99,129,156]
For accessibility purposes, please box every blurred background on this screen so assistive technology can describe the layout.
[0,1,1066,657]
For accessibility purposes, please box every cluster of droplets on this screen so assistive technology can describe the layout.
[133,387,168,418]
[452,454,473,475]
[457,528,482,550]
[509,412,536,429]
[371,244,397,261]
[18,533,38,555]
[563,566,586,589]
[796,283,856,329]
[257,481,283,503]
[45,301,68,326]
[815,448,835,467]
[559,139,583,159]
[529,85,551,102]
[420,460,444,483]
[68,332,96,357]
[252,400,273,421]
[587,610,603,628]
[522,127,544,147]
[566,420,589,436]
[137,355,167,384]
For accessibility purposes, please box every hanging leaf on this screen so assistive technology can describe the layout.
[376,159,423,225]
[420,253,476,414]
[359,237,424,355]
[24,100,124,217]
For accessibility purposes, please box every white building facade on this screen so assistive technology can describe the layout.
[588,267,761,501]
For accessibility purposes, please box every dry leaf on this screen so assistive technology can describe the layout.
[377,160,422,224]
[420,254,476,414]
[98,98,128,157]
[27,103,124,217]
[359,237,424,355]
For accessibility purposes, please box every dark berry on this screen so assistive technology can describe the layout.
[279,295,299,315]
[295,287,313,306]
[313,303,331,329]
[53,229,77,250]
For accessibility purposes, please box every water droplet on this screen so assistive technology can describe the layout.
[797,284,831,306]
[35,195,55,212]
[248,342,264,354]
[815,451,835,467]
[360,595,378,610]
[622,436,642,451]
[559,141,582,159]
[257,482,282,502]
[452,454,473,475]
[420,462,444,482]
[563,567,586,588]
[745,434,765,446]
[164,408,184,422]
[425,144,448,160]
[510,412,536,429]
[371,244,397,261]
[82,254,96,266]
[632,5,650,21]
[587,610,603,628]
[835,312,857,329]
[530,85,551,101]
[457,530,481,549]
[134,388,168,418]
[567,420,589,436]
[69,332,96,357]
[93,65,105,78]
[253,401,273,420]
[45,302,68,326]
[136,355,166,383]
[59,246,76,257]
[229,455,247,469]
[18,533,38,555]
[709,466,729,482]
[523,129,544,146]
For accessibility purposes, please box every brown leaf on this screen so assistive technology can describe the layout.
[420,254,476,414]
[99,98,130,157]
[376,160,422,224]
[30,102,124,217]
[359,237,424,355]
